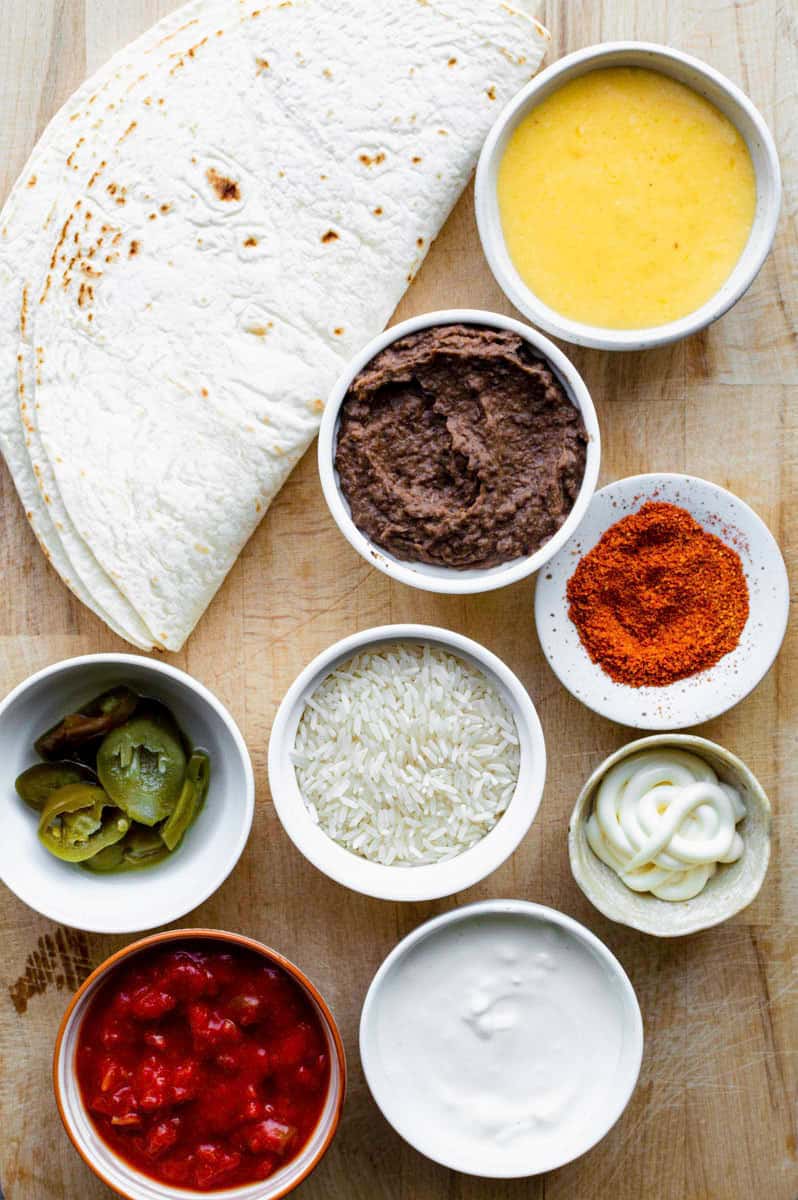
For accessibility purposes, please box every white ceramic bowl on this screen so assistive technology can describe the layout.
[317,309,600,594]
[360,900,643,1176]
[475,41,781,350]
[268,625,546,901]
[54,929,346,1200]
[534,474,789,729]
[0,655,254,933]
[569,735,771,937]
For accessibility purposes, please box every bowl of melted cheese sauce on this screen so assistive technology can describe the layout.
[360,901,643,1176]
[476,44,780,349]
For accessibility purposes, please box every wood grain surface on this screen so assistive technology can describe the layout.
[0,2,796,1198]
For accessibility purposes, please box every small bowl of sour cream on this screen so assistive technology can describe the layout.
[569,734,771,937]
[360,900,643,1177]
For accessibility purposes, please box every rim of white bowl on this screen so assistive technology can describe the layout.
[475,41,782,351]
[359,898,644,1176]
[0,654,254,932]
[267,625,546,901]
[317,309,600,594]
[53,929,346,1200]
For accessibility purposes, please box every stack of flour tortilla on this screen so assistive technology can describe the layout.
[0,0,548,650]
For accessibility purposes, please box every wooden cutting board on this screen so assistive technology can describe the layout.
[0,2,795,1198]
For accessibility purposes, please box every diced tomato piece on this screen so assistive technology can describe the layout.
[92,1084,140,1124]
[168,1059,201,1105]
[160,954,214,1000]
[188,1002,242,1051]
[135,1059,170,1111]
[205,953,237,988]
[144,1117,181,1159]
[143,1031,167,1051]
[239,1042,271,1079]
[193,1143,241,1188]
[159,1154,195,1185]
[273,1026,310,1067]
[242,1118,297,1157]
[227,993,266,1026]
[129,986,178,1022]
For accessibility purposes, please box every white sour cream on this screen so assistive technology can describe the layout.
[587,749,746,901]
[361,908,641,1176]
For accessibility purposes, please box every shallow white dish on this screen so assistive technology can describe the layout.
[534,474,789,729]
[475,41,781,351]
[360,899,643,1177]
[0,655,254,933]
[268,625,546,901]
[317,308,600,594]
[569,734,771,937]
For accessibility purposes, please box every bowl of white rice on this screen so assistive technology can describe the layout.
[267,625,546,901]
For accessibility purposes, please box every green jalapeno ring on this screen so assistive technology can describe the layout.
[34,686,139,761]
[38,783,131,863]
[160,750,211,851]
[97,708,187,827]
[82,825,172,873]
[15,761,97,811]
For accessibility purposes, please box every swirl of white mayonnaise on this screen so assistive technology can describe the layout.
[586,749,746,901]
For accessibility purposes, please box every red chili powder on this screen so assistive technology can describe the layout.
[566,501,749,688]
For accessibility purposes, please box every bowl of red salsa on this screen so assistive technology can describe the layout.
[53,931,346,1198]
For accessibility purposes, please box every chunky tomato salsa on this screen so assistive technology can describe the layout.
[76,942,331,1191]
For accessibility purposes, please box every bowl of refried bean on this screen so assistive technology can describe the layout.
[318,310,600,594]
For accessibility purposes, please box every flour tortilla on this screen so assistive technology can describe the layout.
[0,1,234,646]
[1,0,549,650]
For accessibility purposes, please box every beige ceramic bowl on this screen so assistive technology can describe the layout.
[569,735,771,937]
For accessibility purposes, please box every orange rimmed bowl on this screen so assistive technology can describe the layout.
[53,929,346,1200]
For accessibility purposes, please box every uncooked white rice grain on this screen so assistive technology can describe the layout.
[291,643,521,867]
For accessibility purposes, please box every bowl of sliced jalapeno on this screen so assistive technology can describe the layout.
[0,656,254,933]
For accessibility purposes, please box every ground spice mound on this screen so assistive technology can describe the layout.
[566,501,749,687]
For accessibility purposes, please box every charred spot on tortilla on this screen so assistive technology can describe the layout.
[129,240,140,258]
[321,230,339,243]
[334,327,345,336]
[448,57,458,67]
[27,175,37,188]
[206,167,241,201]
[487,85,497,100]
[256,57,270,72]
[373,206,383,216]
[359,152,386,167]
[243,235,259,247]
[412,155,423,163]
[160,203,171,214]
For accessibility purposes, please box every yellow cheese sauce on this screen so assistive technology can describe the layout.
[497,67,757,329]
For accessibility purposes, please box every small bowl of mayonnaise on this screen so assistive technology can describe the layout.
[569,734,771,937]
